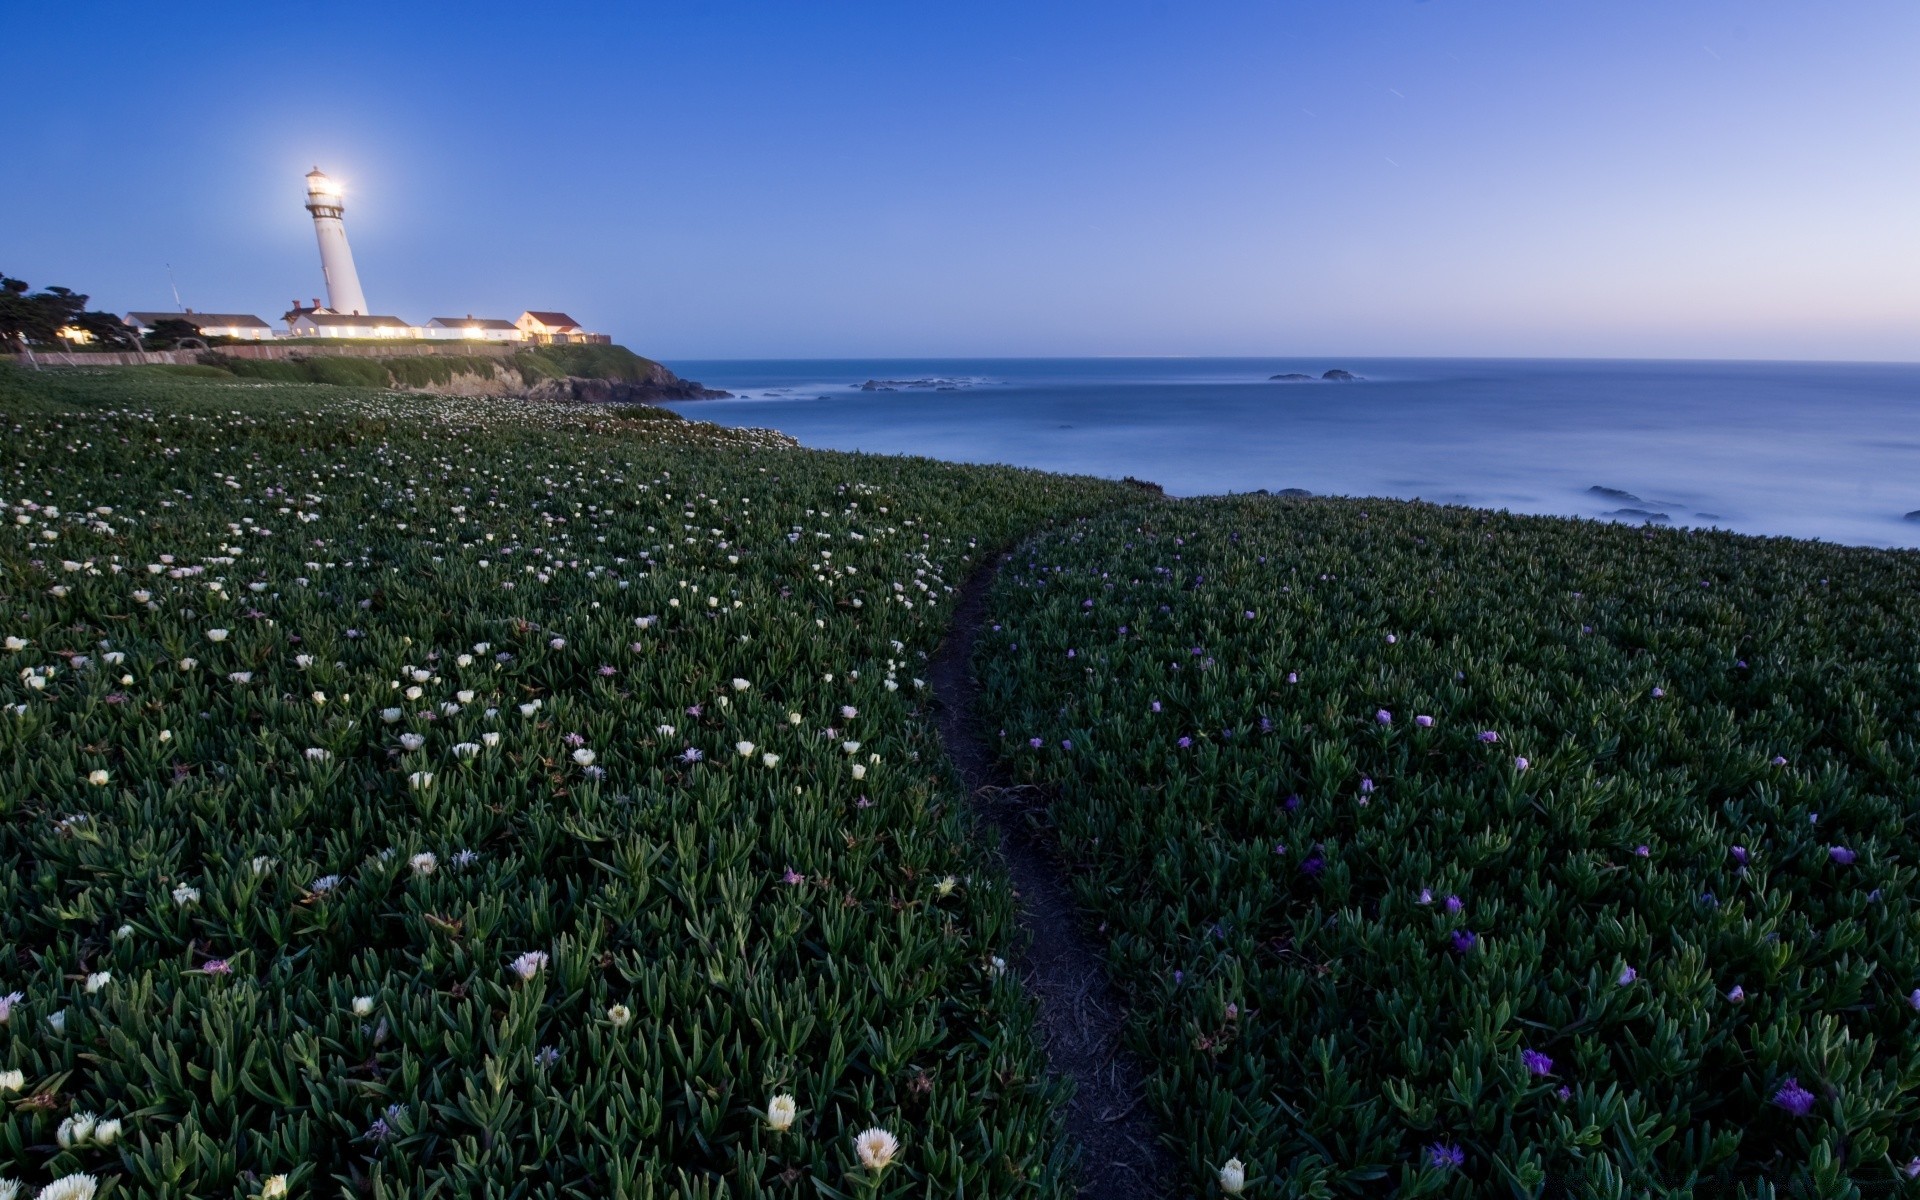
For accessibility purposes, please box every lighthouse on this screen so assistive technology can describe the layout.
[303,168,370,316]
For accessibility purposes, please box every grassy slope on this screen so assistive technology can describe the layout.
[0,364,1135,1198]
[978,495,1920,1197]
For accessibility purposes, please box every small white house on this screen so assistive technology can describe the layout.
[516,311,608,344]
[424,316,523,342]
[287,312,417,339]
[125,311,276,341]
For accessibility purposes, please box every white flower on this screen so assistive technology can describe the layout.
[228,671,253,684]
[260,1176,289,1199]
[172,883,200,907]
[509,950,550,981]
[842,741,862,755]
[409,669,431,684]
[380,707,402,723]
[656,724,676,737]
[761,753,780,768]
[851,763,867,780]
[35,1174,99,1200]
[452,742,480,759]
[351,996,375,1017]
[854,1126,899,1172]
[177,657,197,671]
[606,1003,632,1027]
[408,771,434,790]
[2,637,26,652]
[481,732,502,748]
[518,702,540,717]
[884,680,899,692]
[399,733,426,751]
[132,590,152,604]
[92,1119,121,1147]
[252,855,276,875]
[0,1068,21,1093]
[56,1112,96,1148]
[206,628,229,642]
[571,748,596,766]
[113,924,133,940]
[46,1009,67,1034]
[989,956,1008,976]
[410,852,437,876]
[102,652,125,666]
[403,686,423,701]
[735,741,755,758]
[456,689,475,704]
[311,691,327,706]
[731,678,751,692]
[294,654,314,669]
[1219,1157,1246,1194]
[84,972,111,994]
[304,748,331,762]
[86,770,109,787]
[840,705,857,719]
[158,729,172,742]
[766,1093,798,1131]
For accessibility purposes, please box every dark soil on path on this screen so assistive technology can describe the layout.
[930,552,1182,1199]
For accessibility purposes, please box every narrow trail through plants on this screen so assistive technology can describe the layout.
[930,551,1181,1199]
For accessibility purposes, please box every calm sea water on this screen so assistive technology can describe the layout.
[662,358,1920,548]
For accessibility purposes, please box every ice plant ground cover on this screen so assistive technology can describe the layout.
[0,364,1136,1198]
[978,496,1920,1197]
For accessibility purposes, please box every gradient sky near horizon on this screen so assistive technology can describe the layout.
[5,2,1916,361]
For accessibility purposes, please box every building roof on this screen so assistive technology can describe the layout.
[426,317,518,330]
[520,311,581,330]
[293,313,413,328]
[127,312,273,330]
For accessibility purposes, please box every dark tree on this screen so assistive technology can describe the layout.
[142,317,206,350]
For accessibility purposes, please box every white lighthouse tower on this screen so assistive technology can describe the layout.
[303,168,370,316]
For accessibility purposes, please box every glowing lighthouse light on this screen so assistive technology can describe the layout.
[304,167,370,316]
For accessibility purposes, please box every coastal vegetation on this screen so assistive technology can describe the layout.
[0,364,1132,1198]
[977,495,1920,1196]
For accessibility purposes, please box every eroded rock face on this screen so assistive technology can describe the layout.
[524,368,730,405]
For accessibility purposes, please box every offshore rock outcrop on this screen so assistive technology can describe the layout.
[526,365,730,405]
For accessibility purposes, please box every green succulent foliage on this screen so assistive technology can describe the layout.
[0,366,1135,1198]
[978,495,1920,1198]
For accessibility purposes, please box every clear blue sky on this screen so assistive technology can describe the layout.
[5,2,1916,360]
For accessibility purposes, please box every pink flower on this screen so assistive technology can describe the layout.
[782,868,805,885]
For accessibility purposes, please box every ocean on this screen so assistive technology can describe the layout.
[661,358,1920,548]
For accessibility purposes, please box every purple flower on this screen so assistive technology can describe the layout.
[1478,731,1499,744]
[1651,687,1665,698]
[1771,755,1787,766]
[1515,757,1530,771]
[1828,846,1856,865]
[1731,846,1748,864]
[1907,989,1919,1011]
[1375,709,1393,725]
[1029,738,1044,749]
[1522,1049,1553,1077]
[1150,701,1162,713]
[1286,672,1298,684]
[1771,1077,1816,1117]
[1300,856,1325,876]
[1359,777,1375,794]
[1617,966,1638,986]
[1273,843,1287,856]
[1283,794,1301,811]
[1066,649,1075,658]
[1417,888,1434,905]
[364,1117,393,1142]
[685,704,704,717]
[1244,610,1255,619]
[1060,739,1073,751]
[1426,1142,1464,1171]
[1450,930,1477,953]
[1415,714,1434,728]
[1444,894,1463,913]
[1634,844,1650,857]
[1555,1086,1571,1101]
[534,1045,561,1068]
[1726,985,1745,1003]
[563,733,587,750]
[597,665,616,677]
[782,867,805,885]
[1178,736,1192,748]
[202,958,232,975]
[680,747,704,763]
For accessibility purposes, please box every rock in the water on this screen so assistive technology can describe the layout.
[1321,369,1356,381]
[1277,488,1313,497]
[1589,485,1644,503]
[1269,373,1316,382]
[1606,508,1670,523]
[1905,510,1920,521]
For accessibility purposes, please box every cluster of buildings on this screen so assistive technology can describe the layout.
[124,169,607,346]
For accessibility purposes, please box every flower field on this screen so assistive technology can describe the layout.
[978,496,1920,1197]
[0,365,1136,1198]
